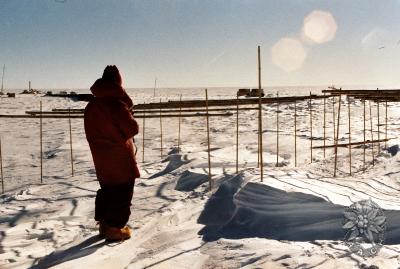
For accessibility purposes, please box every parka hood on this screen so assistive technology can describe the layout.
[90,78,133,108]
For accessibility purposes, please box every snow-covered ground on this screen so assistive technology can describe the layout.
[1,86,400,269]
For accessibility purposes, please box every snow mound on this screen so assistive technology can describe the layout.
[198,177,400,244]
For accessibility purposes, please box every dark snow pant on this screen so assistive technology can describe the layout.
[95,182,134,229]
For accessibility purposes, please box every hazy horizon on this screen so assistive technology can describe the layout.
[4,84,396,92]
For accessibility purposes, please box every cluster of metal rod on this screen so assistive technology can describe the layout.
[0,87,395,193]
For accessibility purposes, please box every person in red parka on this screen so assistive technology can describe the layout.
[84,65,140,241]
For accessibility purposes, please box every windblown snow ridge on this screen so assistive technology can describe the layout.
[198,175,400,244]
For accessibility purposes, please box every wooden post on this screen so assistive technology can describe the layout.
[153,77,157,97]
[40,100,43,183]
[294,100,297,167]
[347,97,352,175]
[257,114,260,169]
[385,101,388,149]
[332,96,336,143]
[0,136,3,194]
[363,99,366,170]
[276,93,279,167]
[142,103,145,163]
[323,93,326,158]
[205,89,212,190]
[1,64,4,93]
[369,100,375,165]
[377,101,380,153]
[68,108,74,177]
[257,45,264,182]
[159,98,163,159]
[178,95,182,153]
[236,94,239,174]
[309,92,313,163]
[333,93,342,177]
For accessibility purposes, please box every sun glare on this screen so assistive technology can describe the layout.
[302,10,337,44]
[271,38,307,72]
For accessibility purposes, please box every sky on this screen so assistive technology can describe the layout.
[1,0,400,89]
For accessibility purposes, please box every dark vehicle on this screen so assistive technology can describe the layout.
[237,88,251,97]
[250,88,264,97]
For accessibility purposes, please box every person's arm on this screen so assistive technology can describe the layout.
[114,101,139,140]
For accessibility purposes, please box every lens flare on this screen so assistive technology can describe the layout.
[303,10,337,44]
[271,38,307,72]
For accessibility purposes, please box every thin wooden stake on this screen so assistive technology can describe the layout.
[0,136,4,194]
[333,93,342,177]
[333,97,336,143]
[160,98,163,159]
[309,92,313,163]
[294,100,297,167]
[377,101,380,153]
[276,92,279,167]
[205,89,212,190]
[385,100,388,149]
[369,100,375,165]
[257,111,260,168]
[142,103,145,163]
[323,93,326,158]
[178,95,182,153]
[347,97,352,175]
[236,94,239,174]
[363,99,366,170]
[257,45,264,182]
[68,108,74,177]
[40,100,43,183]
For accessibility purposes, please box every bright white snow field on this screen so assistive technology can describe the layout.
[1,86,400,269]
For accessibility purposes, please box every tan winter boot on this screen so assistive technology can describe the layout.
[104,225,132,242]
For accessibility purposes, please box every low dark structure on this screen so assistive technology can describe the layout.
[44,91,94,102]
[236,88,265,97]
[237,88,251,97]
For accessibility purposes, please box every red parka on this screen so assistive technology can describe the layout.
[84,79,140,186]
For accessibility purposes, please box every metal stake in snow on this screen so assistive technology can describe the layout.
[68,108,74,177]
[363,99,366,170]
[153,77,157,98]
[205,89,212,190]
[142,103,145,163]
[0,136,4,194]
[236,94,239,174]
[369,101,375,165]
[323,93,326,158]
[333,91,342,177]
[309,92,313,163]
[1,64,5,94]
[178,95,182,153]
[257,46,264,182]
[40,100,43,183]
[377,99,380,153]
[385,101,388,149]
[332,96,336,144]
[159,98,163,159]
[347,97,352,175]
[276,92,279,167]
[294,100,297,167]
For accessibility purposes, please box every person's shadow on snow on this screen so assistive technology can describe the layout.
[30,235,107,269]
[198,176,400,245]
